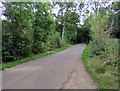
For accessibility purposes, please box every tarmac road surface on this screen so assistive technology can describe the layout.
[2,44,97,89]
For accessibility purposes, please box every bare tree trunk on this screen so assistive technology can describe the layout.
[62,21,65,40]
[61,3,69,40]
[110,18,114,32]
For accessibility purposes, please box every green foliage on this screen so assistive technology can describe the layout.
[89,38,119,66]
[82,4,119,88]
[54,2,79,43]
[95,65,105,73]
[82,45,118,89]
[88,11,119,77]
[2,2,34,62]
[48,32,63,49]
[104,39,119,65]
[110,1,120,38]
[2,2,67,63]
[1,45,73,70]
[65,24,78,44]
[82,45,100,86]
[77,18,91,43]
[89,12,110,51]
[59,39,67,48]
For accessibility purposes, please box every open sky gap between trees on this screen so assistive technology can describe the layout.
[1,1,120,89]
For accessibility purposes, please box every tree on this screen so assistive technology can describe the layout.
[89,12,110,53]
[53,2,78,41]
[77,18,91,43]
[109,1,120,38]
[2,2,34,62]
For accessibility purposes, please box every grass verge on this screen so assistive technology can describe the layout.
[82,45,118,89]
[1,45,73,71]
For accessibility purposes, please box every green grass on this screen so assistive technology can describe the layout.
[1,45,73,71]
[82,45,119,89]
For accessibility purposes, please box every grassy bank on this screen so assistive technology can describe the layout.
[1,45,73,71]
[82,45,118,89]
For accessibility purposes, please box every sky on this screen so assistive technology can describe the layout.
[52,1,113,25]
[0,1,113,25]
[0,2,5,20]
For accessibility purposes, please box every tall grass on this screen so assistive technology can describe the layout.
[89,38,119,66]
[82,44,119,89]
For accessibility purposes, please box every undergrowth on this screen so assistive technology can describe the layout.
[82,44,119,89]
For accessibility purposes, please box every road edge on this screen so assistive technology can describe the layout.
[1,45,74,71]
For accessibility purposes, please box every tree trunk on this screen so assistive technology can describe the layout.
[110,18,114,32]
[62,21,65,40]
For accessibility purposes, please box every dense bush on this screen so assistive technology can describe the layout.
[2,2,67,63]
[89,12,119,66]
[104,39,119,65]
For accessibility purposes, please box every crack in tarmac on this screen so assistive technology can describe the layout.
[2,44,98,89]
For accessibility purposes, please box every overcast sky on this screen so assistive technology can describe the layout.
[0,1,113,25]
[52,1,113,25]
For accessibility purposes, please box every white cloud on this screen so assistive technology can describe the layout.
[0,2,6,20]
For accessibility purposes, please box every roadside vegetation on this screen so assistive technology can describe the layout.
[1,45,73,70]
[82,1,119,89]
[2,2,84,66]
[1,1,119,89]
[82,44,119,89]
[1,2,90,68]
